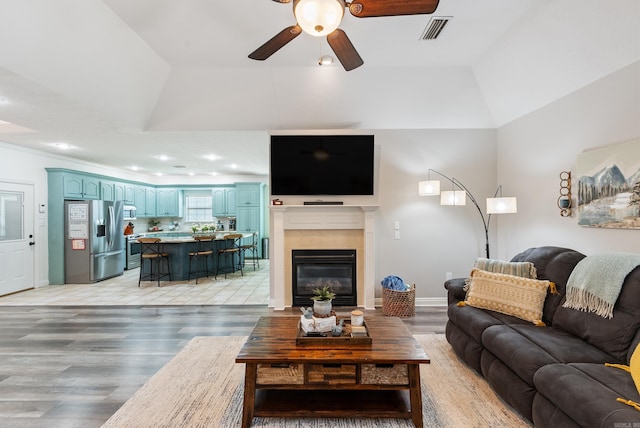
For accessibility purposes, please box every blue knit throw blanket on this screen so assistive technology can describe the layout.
[563,253,640,319]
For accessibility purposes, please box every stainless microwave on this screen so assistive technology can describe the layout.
[123,205,137,220]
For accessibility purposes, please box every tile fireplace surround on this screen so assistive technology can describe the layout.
[269,205,378,310]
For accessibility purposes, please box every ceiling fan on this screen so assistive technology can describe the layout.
[249,0,440,71]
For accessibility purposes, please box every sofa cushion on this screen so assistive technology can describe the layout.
[534,363,640,426]
[473,257,537,278]
[510,246,586,324]
[447,301,530,343]
[552,266,640,362]
[464,269,552,324]
[482,324,616,385]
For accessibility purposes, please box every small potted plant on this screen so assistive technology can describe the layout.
[311,285,336,316]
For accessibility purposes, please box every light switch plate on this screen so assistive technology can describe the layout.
[394,220,400,230]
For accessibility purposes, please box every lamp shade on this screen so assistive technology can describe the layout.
[486,197,517,214]
[418,180,440,196]
[293,0,345,36]
[441,190,466,206]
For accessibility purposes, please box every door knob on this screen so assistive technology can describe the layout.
[29,241,36,246]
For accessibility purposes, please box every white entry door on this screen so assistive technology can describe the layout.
[0,182,35,295]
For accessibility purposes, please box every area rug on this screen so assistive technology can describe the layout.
[102,334,531,427]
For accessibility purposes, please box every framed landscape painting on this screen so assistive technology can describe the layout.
[576,139,640,229]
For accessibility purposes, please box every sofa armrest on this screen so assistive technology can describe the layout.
[444,277,467,305]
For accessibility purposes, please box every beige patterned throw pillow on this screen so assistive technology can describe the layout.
[462,268,554,325]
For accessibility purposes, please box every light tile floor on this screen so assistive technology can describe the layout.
[0,260,270,306]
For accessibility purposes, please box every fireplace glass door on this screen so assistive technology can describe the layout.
[292,249,357,306]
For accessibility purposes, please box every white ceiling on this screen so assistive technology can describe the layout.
[0,0,638,178]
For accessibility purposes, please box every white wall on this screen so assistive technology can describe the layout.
[373,129,497,302]
[495,61,640,259]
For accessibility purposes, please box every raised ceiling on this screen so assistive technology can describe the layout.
[0,0,638,178]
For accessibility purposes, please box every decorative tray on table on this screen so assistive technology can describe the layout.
[296,319,372,346]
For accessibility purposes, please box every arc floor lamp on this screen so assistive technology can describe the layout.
[418,169,517,258]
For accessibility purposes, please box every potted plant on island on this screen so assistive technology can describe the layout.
[311,285,336,316]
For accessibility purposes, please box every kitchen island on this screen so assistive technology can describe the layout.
[140,232,253,281]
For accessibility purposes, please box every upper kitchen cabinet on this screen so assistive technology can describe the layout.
[212,187,236,217]
[100,181,116,201]
[236,183,262,207]
[156,188,181,217]
[134,186,156,217]
[62,173,100,200]
[100,180,127,202]
[123,183,135,205]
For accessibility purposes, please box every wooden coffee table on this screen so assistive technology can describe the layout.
[235,315,430,427]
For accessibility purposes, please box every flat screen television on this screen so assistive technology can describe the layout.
[270,135,374,196]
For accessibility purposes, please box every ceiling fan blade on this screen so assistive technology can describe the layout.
[349,0,439,18]
[248,25,302,61]
[327,29,364,71]
[271,0,291,3]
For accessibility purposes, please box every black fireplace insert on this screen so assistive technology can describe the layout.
[292,249,357,306]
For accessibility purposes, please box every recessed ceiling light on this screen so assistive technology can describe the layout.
[318,55,334,66]
[228,164,238,169]
[155,155,170,161]
[131,165,140,171]
[204,154,220,161]
[51,142,73,150]
[210,172,219,176]
[153,172,164,176]
[188,172,195,176]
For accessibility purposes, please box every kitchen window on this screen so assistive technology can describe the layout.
[184,193,213,223]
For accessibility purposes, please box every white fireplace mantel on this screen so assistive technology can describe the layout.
[269,205,378,310]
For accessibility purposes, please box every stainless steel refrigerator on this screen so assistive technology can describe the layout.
[64,200,125,283]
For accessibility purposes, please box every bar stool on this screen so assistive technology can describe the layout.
[215,233,244,279]
[239,232,260,271]
[187,235,215,284]
[138,238,171,287]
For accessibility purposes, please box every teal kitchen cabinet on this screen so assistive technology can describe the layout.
[236,206,260,233]
[100,180,127,202]
[63,173,100,200]
[156,188,181,217]
[100,181,116,201]
[236,183,262,206]
[134,186,157,217]
[212,187,236,217]
[234,183,265,257]
[123,183,135,205]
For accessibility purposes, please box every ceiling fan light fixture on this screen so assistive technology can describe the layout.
[293,0,345,36]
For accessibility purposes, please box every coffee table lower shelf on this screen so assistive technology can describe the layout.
[253,389,412,419]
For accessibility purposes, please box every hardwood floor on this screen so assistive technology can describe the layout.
[0,305,448,428]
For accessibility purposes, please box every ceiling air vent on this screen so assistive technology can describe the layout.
[420,16,451,40]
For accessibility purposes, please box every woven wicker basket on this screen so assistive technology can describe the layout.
[382,284,415,318]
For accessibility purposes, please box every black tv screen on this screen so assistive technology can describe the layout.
[270,135,374,196]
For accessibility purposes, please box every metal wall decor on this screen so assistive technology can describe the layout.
[558,171,572,217]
